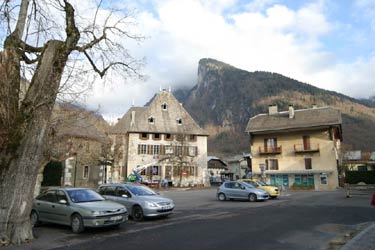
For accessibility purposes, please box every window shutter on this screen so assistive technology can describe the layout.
[264,139,267,151]
[265,159,269,170]
[147,145,151,154]
[275,159,279,170]
[138,144,141,154]
[274,138,278,147]
[161,145,165,155]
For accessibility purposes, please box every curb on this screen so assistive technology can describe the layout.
[341,223,375,250]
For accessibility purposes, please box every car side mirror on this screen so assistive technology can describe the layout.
[59,199,68,205]
[241,186,246,190]
[121,194,128,198]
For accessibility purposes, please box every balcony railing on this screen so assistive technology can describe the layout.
[294,144,320,154]
[259,146,282,155]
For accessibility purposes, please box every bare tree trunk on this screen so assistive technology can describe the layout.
[0,40,73,244]
[0,1,80,243]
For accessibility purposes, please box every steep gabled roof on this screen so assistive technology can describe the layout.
[110,91,208,135]
[246,106,342,133]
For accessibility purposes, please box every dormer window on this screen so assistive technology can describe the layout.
[177,118,182,125]
[161,103,168,111]
[148,116,155,124]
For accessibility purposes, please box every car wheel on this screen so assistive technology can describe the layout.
[30,210,40,227]
[132,205,144,221]
[71,214,84,233]
[218,193,226,201]
[248,193,257,202]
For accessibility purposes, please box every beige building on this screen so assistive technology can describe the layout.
[246,105,342,191]
[109,90,210,187]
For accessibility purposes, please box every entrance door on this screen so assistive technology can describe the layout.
[165,166,172,180]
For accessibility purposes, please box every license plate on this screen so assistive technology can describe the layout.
[110,215,122,221]
[162,205,171,210]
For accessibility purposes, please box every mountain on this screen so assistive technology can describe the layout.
[175,58,375,156]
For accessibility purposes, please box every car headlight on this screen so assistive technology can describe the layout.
[92,210,106,216]
[145,201,158,208]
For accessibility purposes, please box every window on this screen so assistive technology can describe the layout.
[83,166,89,179]
[161,103,168,110]
[117,187,131,197]
[152,166,159,175]
[104,186,116,196]
[38,191,57,202]
[165,145,174,154]
[165,133,172,141]
[138,144,147,154]
[176,118,182,125]
[177,145,183,156]
[189,166,196,176]
[56,191,67,202]
[305,158,312,170]
[294,174,314,188]
[153,133,161,140]
[152,145,160,155]
[266,159,278,170]
[140,133,148,140]
[189,146,197,156]
[303,136,311,150]
[320,174,328,185]
[189,135,196,141]
[264,138,277,152]
[148,116,155,124]
[358,165,367,171]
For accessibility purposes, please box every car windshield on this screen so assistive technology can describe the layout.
[67,189,105,203]
[257,180,268,186]
[240,182,255,188]
[126,185,156,196]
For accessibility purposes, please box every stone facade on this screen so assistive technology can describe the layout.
[246,105,342,191]
[110,90,210,187]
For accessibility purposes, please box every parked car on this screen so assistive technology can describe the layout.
[97,183,175,221]
[217,181,269,202]
[239,179,280,198]
[30,188,128,233]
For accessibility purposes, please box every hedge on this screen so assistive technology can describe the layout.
[345,171,375,184]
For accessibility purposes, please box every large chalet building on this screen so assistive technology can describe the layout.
[109,90,210,187]
[246,105,342,191]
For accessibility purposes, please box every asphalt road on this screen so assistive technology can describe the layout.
[7,188,375,250]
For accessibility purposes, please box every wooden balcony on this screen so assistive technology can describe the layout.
[259,146,282,155]
[294,144,320,154]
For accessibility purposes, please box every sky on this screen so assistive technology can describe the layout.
[2,0,375,121]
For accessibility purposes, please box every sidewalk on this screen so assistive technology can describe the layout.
[341,222,375,250]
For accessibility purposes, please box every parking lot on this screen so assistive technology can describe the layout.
[5,187,375,250]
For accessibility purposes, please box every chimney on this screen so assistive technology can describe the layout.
[130,111,135,126]
[289,105,294,119]
[268,104,278,115]
[312,104,318,109]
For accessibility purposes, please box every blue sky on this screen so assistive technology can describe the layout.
[1,0,374,121]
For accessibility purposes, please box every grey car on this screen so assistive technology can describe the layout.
[217,181,269,202]
[31,188,128,233]
[98,183,175,221]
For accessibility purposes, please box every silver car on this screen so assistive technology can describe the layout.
[98,183,175,221]
[31,188,128,233]
[217,181,269,202]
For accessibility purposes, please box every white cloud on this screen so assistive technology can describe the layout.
[48,0,375,119]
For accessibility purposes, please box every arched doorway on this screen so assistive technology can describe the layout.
[42,161,63,186]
